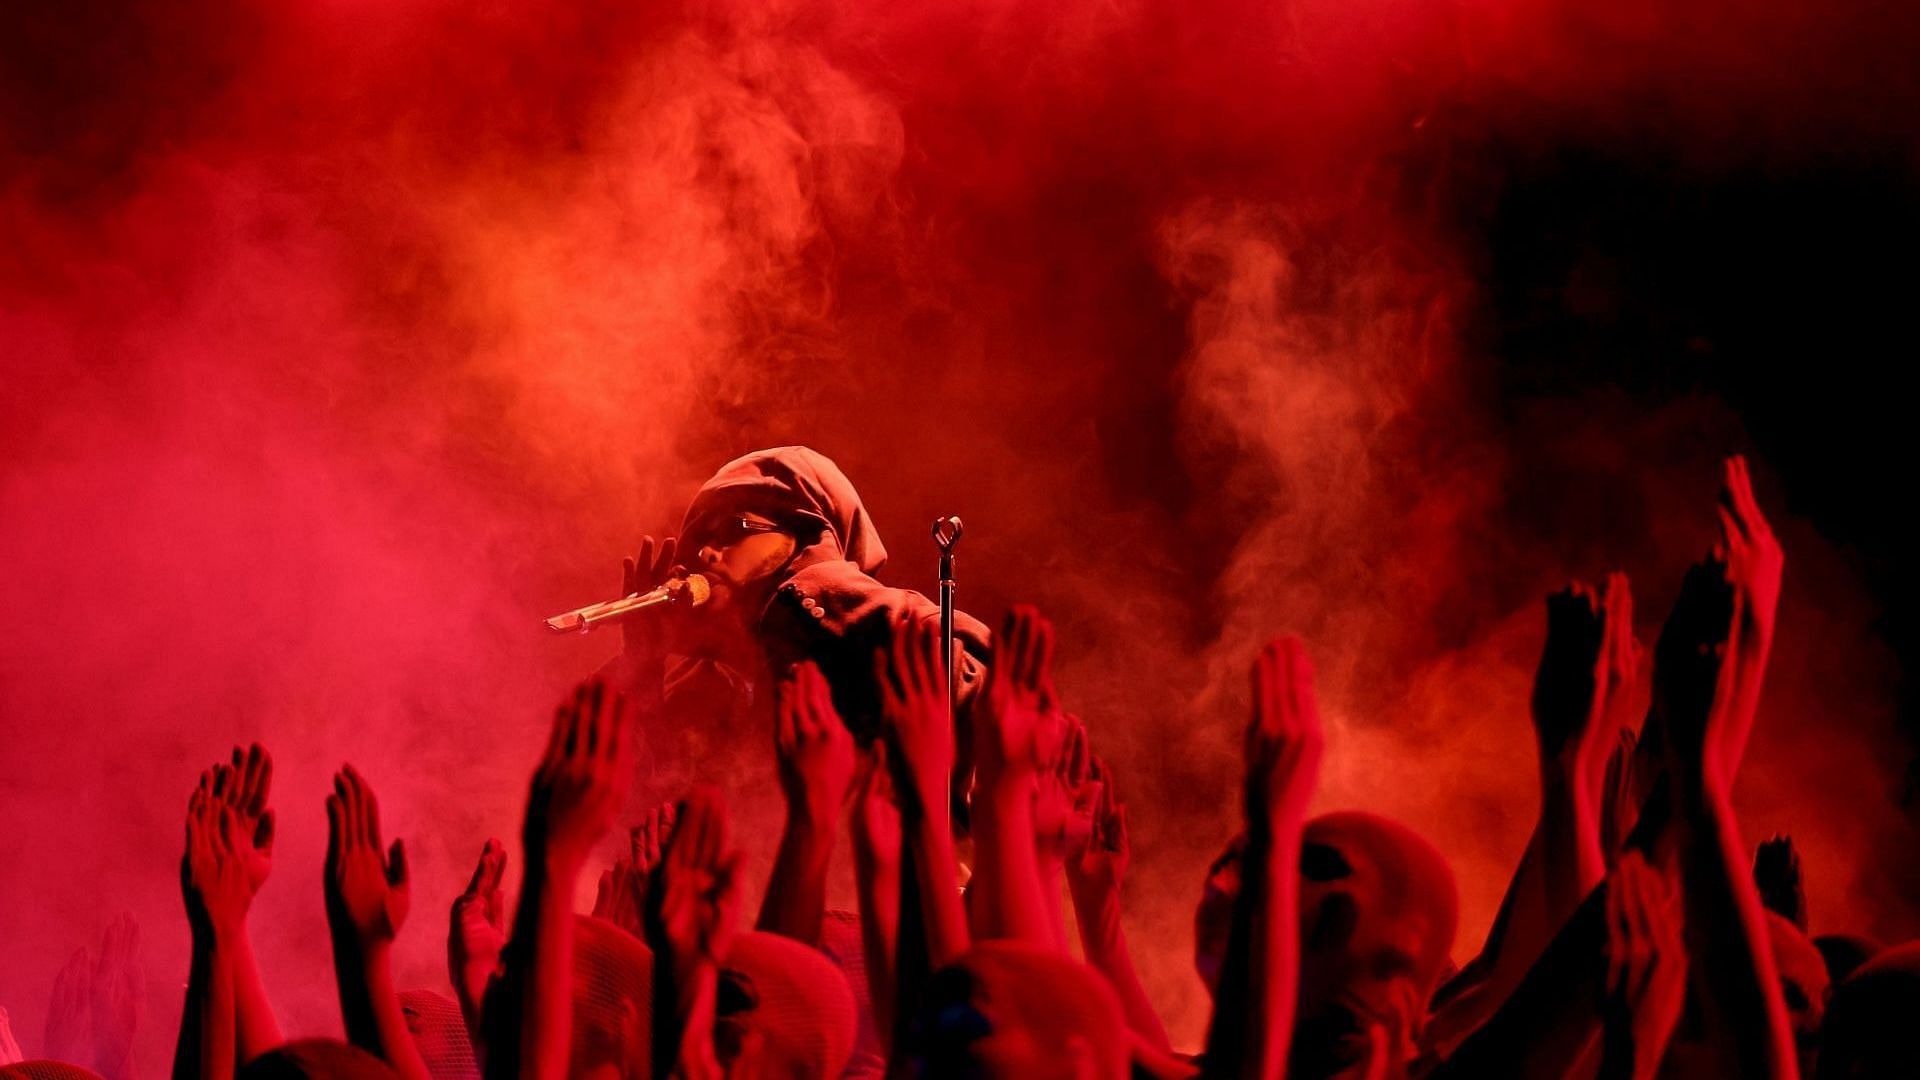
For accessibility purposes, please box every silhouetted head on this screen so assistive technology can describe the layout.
[912,941,1129,1079]
[1815,932,1883,987]
[1195,812,1458,1079]
[399,989,478,1080]
[715,930,858,1077]
[237,1039,400,1079]
[0,1063,107,1080]
[1815,940,1920,1080]
[568,915,653,1080]
[1194,832,1245,993]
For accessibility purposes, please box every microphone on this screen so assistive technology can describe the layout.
[544,573,712,635]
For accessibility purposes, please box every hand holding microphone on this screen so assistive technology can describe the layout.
[544,535,711,637]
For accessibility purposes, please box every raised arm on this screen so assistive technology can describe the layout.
[648,787,745,1080]
[489,680,635,1080]
[215,744,282,1068]
[758,661,856,944]
[88,914,145,1080]
[0,1007,20,1067]
[1034,719,1098,951]
[1426,575,1630,1052]
[1066,755,1172,1052]
[1655,559,1798,1079]
[448,838,507,1048]
[1712,456,1783,781]
[1425,879,1610,1079]
[877,615,971,968]
[849,744,904,1052]
[323,765,431,1080]
[967,606,1066,948]
[173,771,243,1080]
[592,803,672,940]
[1203,637,1323,1080]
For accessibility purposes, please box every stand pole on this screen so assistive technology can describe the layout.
[931,516,964,723]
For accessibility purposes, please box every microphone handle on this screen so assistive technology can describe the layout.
[545,585,676,635]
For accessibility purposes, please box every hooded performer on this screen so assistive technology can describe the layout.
[598,446,991,757]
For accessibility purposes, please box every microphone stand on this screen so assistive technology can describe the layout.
[931,516,964,723]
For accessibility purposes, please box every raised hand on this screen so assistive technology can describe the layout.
[1035,717,1099,865]
[1603,577,1641,716]
[183,768,253,938]
[976,605,1063,789]
[774,661,856,825]
[1600,852,1687,1080]
[1718,456,1783,647]
[0,1006,21,1066]
[1064,754,1169,1051]
[760,662,856,944]
[968,605,1070,949]
[590,805,675,939]
[214,744,275,894]
[89,914,143,1080]
[848,743,904,1045]
[592,855,645,938]
[1067,755,1128,901]
[325,765,411,950]
[176,770,246,1080]
[628,802,676,920]
[523,680,636,872]
[634,802,676,873]
[1532,574,1633,778]
[1207,636,1325,1079]
[1753,834,1808,931]
[1247,636,1324,836]
[620,535,679,667]
[1652,540,1798,1078]
[851,744,903,875]
[876,616,954,821]
[653,788,747,969]
[1711,455,1784,780]
[44,946,92,1066]
[1652,559,1738,784]
[491,681,637,1080]
[202,747,285,1066]
[449,839,508,1032]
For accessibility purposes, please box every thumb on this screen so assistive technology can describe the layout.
[255,809,276,852]
[387,839,409,888]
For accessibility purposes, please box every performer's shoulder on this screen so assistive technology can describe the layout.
[773,560,918,630]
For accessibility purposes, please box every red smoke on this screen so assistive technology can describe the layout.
[3,0,1917,1066]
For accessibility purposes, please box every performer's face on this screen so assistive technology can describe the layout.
[680,510,799,613]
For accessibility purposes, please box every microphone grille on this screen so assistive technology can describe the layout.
[681,573,712,606]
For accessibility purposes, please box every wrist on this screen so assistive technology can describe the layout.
[910,812,954,851]
[1251,800,1308,844]
[974,759,1033,794]
[525,839,589,880]
[1540,762,1593,803]
[788,796,841,833]
[1069,875,1122,926]
[669,952,718,1007]
[1666,754,1725,814]
[198,913,244,950]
